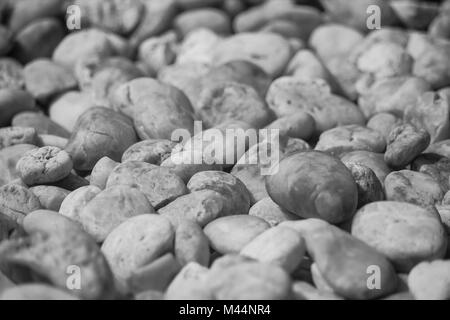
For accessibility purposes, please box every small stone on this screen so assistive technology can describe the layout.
[29,185,70,212]
[89,157,119,190]
[165,262,213,300]
[0,184,42,224]
[102,214,174,282]
[79,186,155,242]
[384,170,444,207]
[16,146,73,186]
[0,59,24,90]
[352,202,447,272]
[12,112,70,138]
[212,32,292,78]
[240,226,306,273]
[106,162,188,210]
[206,255,292,300]
[174,220,210,267]
[344,162,384,208]
[0,127,38,149]
[204,215,270,254]
[59,186,102,225]
[24,59,78,106]
[408,260,450,300]
[384,124,431,169]
[187,171,251,216]
[315,125,386,157]
[266,151,358,224]
[158,190,225,228]
[249,197,299,227]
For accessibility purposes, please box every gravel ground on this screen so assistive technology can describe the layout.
[0,0,449,301]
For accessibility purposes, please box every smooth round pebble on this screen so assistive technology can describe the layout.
[408,260,450,300]
[266,151,358,224]
[29,185,70,212]
[249,197,299,227]
[79,185,155,242]
[59,185,102,224]
[174,220,210,267]
[102,214,174,281]
[204,215,270,254]
[240,226,306,273]
[352,202,448,272]
[212,32,292,78]
[187,171,251,216]
[206,256,292,300]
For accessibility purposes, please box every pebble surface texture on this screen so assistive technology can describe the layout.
[0,0,450,301]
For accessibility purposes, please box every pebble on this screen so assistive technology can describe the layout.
[240,226,306,273]
[204,215,270,254]
[345,162,385,208]
[298,222,399,300]
[0,0,449,301]
[106,162,188,210]
[0,127,38,149]
[197,81,273,129]
[127,253,181,294]
[352,202,448,272]
[408,260,450,300]
[59,185,102,224]
[404,91,450,144]
[165,262,213,300]
[212,33,292,78]
[174,220,210,267]
[0,285,78,300]
[206,255,292,300]
[248,197,299,227]
[101,214,174,281]
[187,171,251,217]
[266,151,358,224]
[89,157,119,190]
[12,18,65,64]
[412,154,450,192]
[49,91,96,132]
[79,185,155,242]
[384,124,431,169]
[341,151,392,185]
[1,211,117,299]
[0,59,25,90]
[0,89,36,127]
[315,125,386,157]
[29,185,70,212]
[12,112,70,138]
[122,140,176,165]
[384,170,444,207]
[0,184,42,224]
[65,107,138,171]
[174,8,232,37]
[16,146,73,186]
[159,190,225,228]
